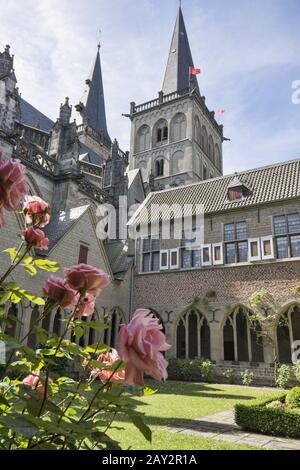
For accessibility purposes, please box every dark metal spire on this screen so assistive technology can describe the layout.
[162,5,200,95]
[76,45,110,142]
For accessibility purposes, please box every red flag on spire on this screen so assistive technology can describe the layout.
[189,66,201,76]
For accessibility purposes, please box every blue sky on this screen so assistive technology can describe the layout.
[0,0,300,174]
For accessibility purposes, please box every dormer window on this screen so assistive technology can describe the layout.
[227,176,250,201]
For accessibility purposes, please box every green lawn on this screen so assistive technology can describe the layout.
[108,381,274,450]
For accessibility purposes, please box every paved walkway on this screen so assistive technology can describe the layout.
[168,409,300,450]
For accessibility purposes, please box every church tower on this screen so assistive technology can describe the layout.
[75,45,111,159]
[128,5,224,190]
[0,45,21,133]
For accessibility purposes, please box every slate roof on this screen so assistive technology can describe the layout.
[104,241,131,280]
[129,159,300,225]
[79,142,105,166]
[20,98,54,132]
[36,205,90,255]
[162,6,200,95]
[77,48,110,142]
[127,168,141,189]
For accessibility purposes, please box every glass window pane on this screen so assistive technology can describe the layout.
[236,222,247,240]
[182,249,192,268]
[151,238,160,251]
[171,251,178,267]
[143,238,151,252]
[225,243,236,264]
[238,241,248,262]
[274,216,287,235]
[161,252,168,268]
[202,247,210,263]
[250,241,259,258]
[224,224,235,242]
[152,252,160,271]
[193,249,201,267]
[142,254,150,272]
[291,235,300,258]
[288,213,300,233]
[276,237,288,259]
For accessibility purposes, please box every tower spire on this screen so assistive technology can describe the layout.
[161,4,200,95]
[75,44,110,142]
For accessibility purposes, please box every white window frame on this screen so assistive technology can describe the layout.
[261,236,274,260]
[248,238,261,262]
[213,243,224,265]
[201,244,212,267]
[170,248,180,269]
[160,250,169,271]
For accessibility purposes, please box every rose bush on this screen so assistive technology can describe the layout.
[0,152,170,450]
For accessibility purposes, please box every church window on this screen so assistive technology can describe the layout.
[208,135,214,163]
[155,159,164,177]
[215,144,221,170]
[194,116,201,144]
[170,113,187,142]
[203,164,207,180]
[201,126,208,154]
[274,213,300,259]
[172,150,184,174]
[153,119,168,147]
[136,125,151,153]
[104,308,123,349]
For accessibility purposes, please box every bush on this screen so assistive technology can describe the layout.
[241,369,254,386]
[286,387,300,409]
[223,368,237,384]
[235,392,300,438]
[167,358,215,383]
[276,364,294,389]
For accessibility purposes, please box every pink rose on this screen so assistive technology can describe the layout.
[118,309,171,387]
[23,370,53,397]
[92,349,125,384]
[73,293,96,318]
[24,195,50,228]
[43,276,77,308]
[23,227,49,250]
[64,263,110,296]
[0,151,28,225]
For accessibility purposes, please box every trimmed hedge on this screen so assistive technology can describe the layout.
[167,358,215,383]
[235,392,300,438]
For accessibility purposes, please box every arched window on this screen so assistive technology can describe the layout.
[215,144,221,170]
[176,310,211,359]
[4,304,18,339]
[277,305,300,364]
[194,116,201,145]
[155,159,164,177]
[53,308,63,336]
[201,126,208,154]
[170,113,187,142]
[136,125,151,153]
[28,306,40,349]
[208,135,214,163]
[104,308,124,348]
[172,150,184,174]
[153,119,168,147]
[223,307,264,362]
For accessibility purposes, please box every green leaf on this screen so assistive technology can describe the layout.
[10,291,22,304]
[129,413,152,443]
[3,248,18,262]
[143,387,157,396]
[34,259,61,272]
[0,290,12,305]
[83,343,110,354]
[22,264,38,276]
[0,415,39,439]
[82,321,108,331]
[18,290,45,306]
[0,396,9,406]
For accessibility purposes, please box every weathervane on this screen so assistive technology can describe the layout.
[97,29,102,50]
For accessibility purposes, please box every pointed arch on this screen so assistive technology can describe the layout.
[215,143,221,171]
[136,125,151,153]
[201,125,208,154]
[222,305,264,362]
[276,303,300,364]
[175,308,211,359]
[170,113,187,142]
[194,115,201,145]
[208,135,214,163]
[153,119,168,148]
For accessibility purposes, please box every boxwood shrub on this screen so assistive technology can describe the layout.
[235,392,300,438]
[167,358,215,383]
